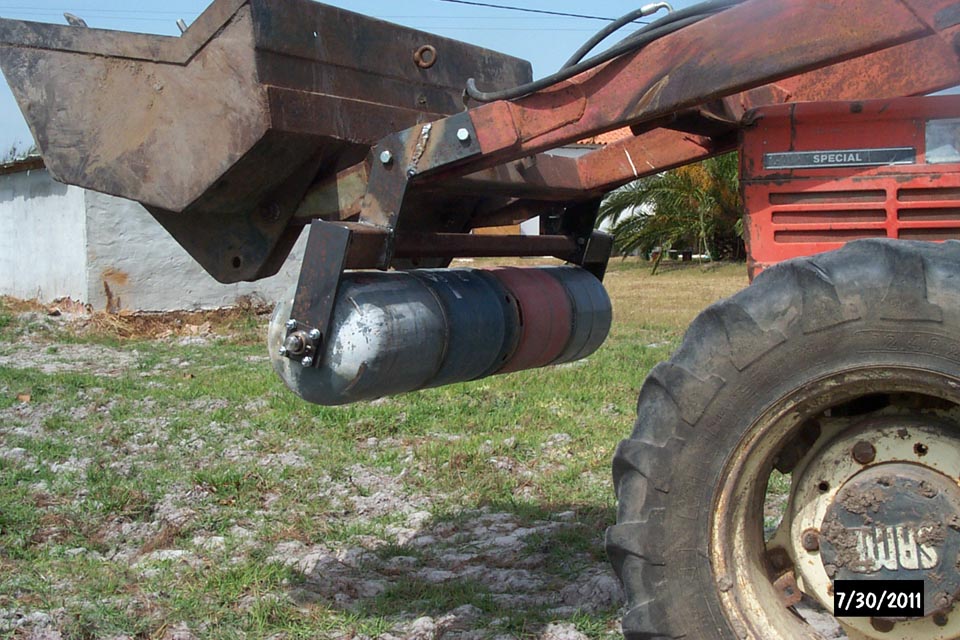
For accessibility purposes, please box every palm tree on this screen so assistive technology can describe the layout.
[597,152,744,269]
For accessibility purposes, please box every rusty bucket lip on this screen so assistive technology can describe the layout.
[0,0,246,63]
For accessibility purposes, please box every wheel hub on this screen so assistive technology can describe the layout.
[785,415,960,637]
[819,463,960,618]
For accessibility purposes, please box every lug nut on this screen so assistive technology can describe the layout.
[301,356,314,367]
[308,328,321,341]
[870,617,895,633]
[285,319,298,330]
[934,613,949,627]
[852,440,876,464]
[456,127,471,142]
[801,528,820,552]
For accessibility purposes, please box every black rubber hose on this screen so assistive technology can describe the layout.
[561,4,670,70]
[465,0,744,103]
[607,0,742,51]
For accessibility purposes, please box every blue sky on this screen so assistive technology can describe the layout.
[0,0,700,152]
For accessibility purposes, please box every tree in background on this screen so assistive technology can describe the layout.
[597,152,744,269]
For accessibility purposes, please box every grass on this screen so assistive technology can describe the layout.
[0,259,750,639]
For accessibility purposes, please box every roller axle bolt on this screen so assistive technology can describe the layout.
[301,356,314,367]
[286,319,298,330]
[308,328,321,341]
[283,333,306,356]
[852,440,876,464]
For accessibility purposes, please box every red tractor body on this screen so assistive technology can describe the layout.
[742,94,960,277]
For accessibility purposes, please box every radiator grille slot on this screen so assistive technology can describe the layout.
[771,210,886,224]
[898,228,960,241]
[774,229,886,243]
[897,207,960,221]
[898,187,960,202]
[769,190,885,205]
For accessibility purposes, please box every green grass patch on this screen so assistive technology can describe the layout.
[0,260,750,638]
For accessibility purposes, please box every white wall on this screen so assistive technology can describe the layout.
[83,190,306,312]
[0,168,306,311]
[0,169,87,302]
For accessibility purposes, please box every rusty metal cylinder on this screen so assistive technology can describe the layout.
[488,267,574,373]
[268,266,610,405]
[409,269,517,388]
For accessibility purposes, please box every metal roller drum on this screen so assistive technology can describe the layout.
[269,272,448,405]
[541,266,613,365]
[268,266,611,405]
[488,267,574,374]
[472,270,523,379]
[409,269,513,387]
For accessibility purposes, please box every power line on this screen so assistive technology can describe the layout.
[0,6,185,14]
[436,0,623,21]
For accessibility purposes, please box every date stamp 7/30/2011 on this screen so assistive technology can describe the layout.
[833,580,924,617]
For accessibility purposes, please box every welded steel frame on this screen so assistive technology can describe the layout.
[279,0,960,363]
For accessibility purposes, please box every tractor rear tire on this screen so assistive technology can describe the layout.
[607,239,960,639]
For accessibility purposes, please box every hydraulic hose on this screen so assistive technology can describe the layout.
[465,0,745,103]
[561,2,674,69]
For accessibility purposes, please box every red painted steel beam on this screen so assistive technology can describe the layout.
[574,21,960,192]
[577,129,723,192]
[345,0,960,262]
[467,0,936,163]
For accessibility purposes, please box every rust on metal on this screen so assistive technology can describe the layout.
[3,0,960,276]
[0,0,530,281]
[772,572,803,608]
[819,462,960,618]
[800,528,820,552]
[286,221,353,365]
[393,232,578,260]
[413,44,437,69]
[852,440,877,465]
[465,0,930,158]
[489,267,574,374]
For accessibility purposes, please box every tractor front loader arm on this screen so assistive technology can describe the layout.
[3,0,959,286]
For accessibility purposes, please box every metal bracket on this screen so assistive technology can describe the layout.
[552,198,613,281]
[358,111,483,268]
[281,220,352,368]
[578,230,614,281]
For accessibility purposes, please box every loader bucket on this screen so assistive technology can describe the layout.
[0,0,531,282]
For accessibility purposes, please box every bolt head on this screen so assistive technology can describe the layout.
[456,127,471,142]
[278,347,288,357]
[852,440,876,465]
[379,150,393,165]
[870,617,895,633]
[301,356,314,367]
[800,528,820,552]
[308,328,321,341]
[285,319,298,330]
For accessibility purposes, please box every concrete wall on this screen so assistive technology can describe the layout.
[83,190,306,312]
[0,168,305,311]
[0,169,87,301]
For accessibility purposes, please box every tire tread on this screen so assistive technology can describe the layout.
[609,239,951,639]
